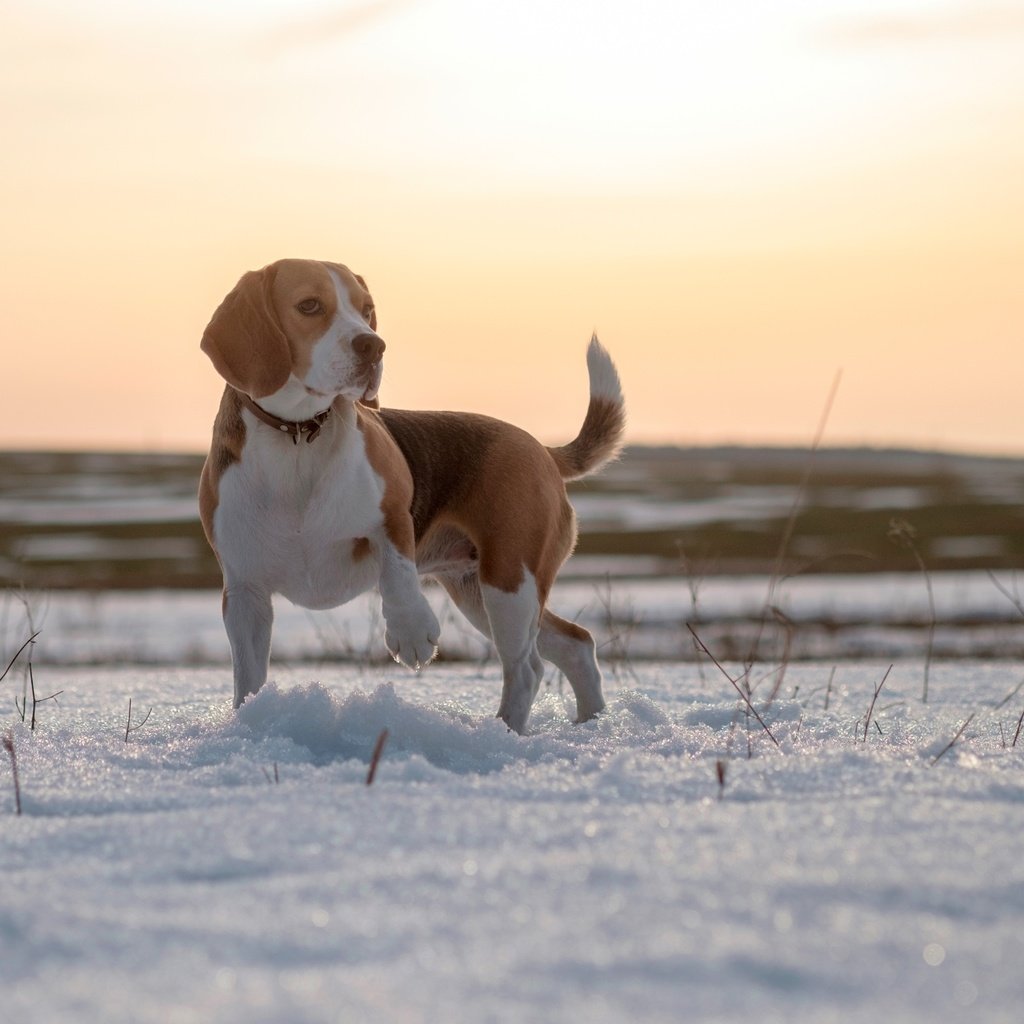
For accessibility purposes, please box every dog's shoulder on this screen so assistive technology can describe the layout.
[206,387,247,473]
[199,387,247,540]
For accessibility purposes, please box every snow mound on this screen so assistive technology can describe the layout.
[231,680,692,775]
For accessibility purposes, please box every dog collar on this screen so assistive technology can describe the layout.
[238,392,332,445]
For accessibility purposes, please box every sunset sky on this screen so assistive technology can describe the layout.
[2,0,1022,454]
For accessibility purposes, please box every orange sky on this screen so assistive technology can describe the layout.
[2,0,1022,454]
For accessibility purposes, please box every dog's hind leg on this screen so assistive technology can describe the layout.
[440,573,602,729]
[437,572,491,638]
[441,569,544,734]
[481,573,545,734]
[222,583,273,709]
[538,611,605,724]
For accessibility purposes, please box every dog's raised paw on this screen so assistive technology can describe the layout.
[385,603,440,670]
[385,630,439,670]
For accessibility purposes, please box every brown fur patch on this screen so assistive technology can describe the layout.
[267,260,339,379]
[356,407,417,558]
[379,409,576,597]
[199,387,247,551]
[548,396,625,480]
[351,537,372,561]
[542,610,592,643]
[200,268,292,398]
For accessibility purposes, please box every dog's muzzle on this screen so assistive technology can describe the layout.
[352,333,386,365]
[352,333,385,402]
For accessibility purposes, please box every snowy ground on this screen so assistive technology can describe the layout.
[4,646,1024,1022]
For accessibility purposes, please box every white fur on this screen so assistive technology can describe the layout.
[537,620,604,723]
[481,572,545,734]
[380,544,441,669]
[587,334,623,403]
[254,374,333,423]
[213,402,438,707]
[303,269,378,401]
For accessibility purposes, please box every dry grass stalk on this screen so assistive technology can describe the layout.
[687,624,780,749]
[3,730,20,815]
[593,575,641,684]
[366,728,389,785]
[1012,708,1024,749]
[824,665,837,711]
[1,631,40,684]
[12,638,62,732]
[931,713,976,766]
[861,664,893,742]
[715,759,726,800]
[124,698,153,743]
[987,571,1024,619]
[887,518,935,702]
[993,678,1024,711]
[744,371,842,673]
[763,606,794,709]
[678,544,709,686]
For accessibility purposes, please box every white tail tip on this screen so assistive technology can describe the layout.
[587,333,623,403]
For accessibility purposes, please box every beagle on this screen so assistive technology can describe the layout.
[199,258,625,733]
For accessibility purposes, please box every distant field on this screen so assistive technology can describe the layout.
[1,446,1023,590]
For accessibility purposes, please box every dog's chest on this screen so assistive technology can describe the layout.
[214,425,386,606]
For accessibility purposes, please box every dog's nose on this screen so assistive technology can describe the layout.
[352,333,386,364]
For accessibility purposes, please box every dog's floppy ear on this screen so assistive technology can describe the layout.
[354,273,378,332]
[201,265,292,398]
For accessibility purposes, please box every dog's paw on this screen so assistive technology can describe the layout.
[385,600,440,670]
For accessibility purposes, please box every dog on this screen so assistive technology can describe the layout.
[199,258,625,733]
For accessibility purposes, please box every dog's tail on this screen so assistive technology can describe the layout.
[548,335,626,481]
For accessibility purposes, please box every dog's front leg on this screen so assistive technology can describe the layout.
[222,583,273,708]
[378,542,440,670]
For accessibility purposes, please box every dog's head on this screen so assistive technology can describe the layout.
[201,259,384,406]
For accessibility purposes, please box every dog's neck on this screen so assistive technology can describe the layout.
[248,375,337,423]
[236,376,358,445]
[236,391,336,444]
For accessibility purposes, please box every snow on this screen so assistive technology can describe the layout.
[4,639,1024,1022]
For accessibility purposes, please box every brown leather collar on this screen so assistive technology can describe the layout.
[238,392,332,445]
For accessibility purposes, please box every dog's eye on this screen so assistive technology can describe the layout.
[362,304,375,322]
[296,298,322,315]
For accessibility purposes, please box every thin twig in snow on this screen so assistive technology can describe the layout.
[888,518,935,702]
[1,632,39,684]
[993,678,1024,711]
[14,641,62,731]
[987,571,1024,619]
[1012,709,1024,749]
[124,698,153,743]
[861,665,893,742]
[745,371,842,671]
[3,731,21,815]
[824,666,837,711]
[366,729,389,785]
[687,624,780,749]
[931,714,976,766]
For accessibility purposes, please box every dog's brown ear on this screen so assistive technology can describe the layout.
[201,265,292,398]
[354,273,378,332]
